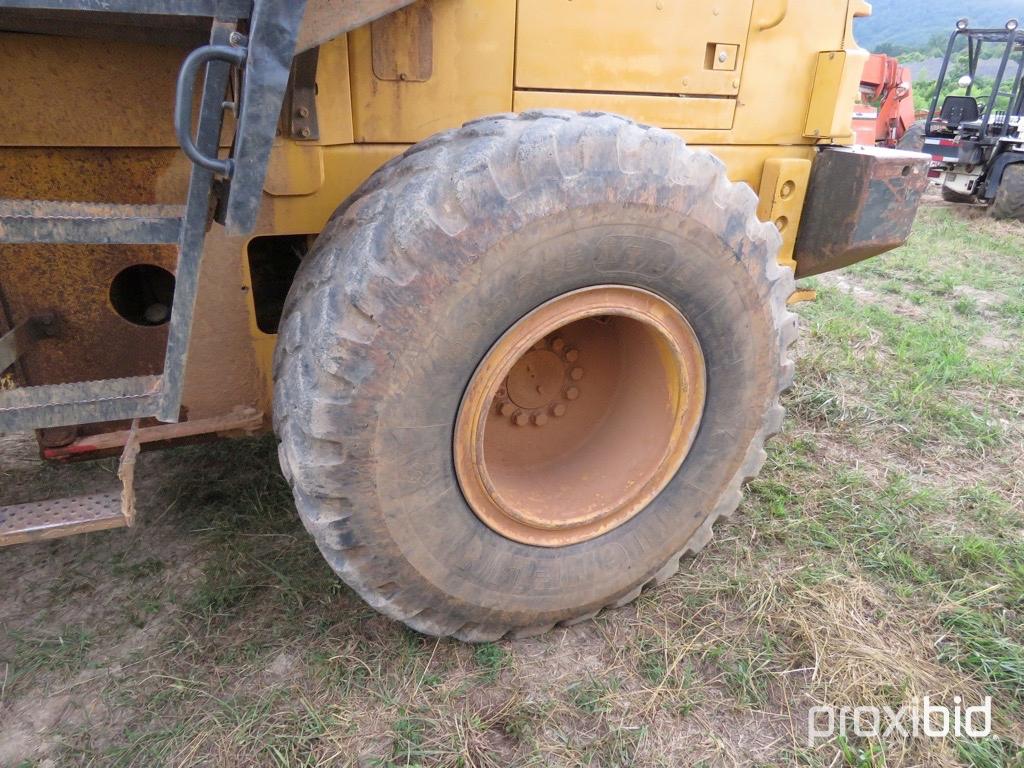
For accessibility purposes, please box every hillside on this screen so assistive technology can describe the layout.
[854,0,1021,50]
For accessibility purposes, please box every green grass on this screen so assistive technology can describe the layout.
[940,611,1024,704]
[5,625,93,689]
[568,675,621,714]
[472,643,508,683]
[956,736,1024,768]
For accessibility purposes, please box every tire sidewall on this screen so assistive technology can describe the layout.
[993,163,1024,220]
[368,202,779,617]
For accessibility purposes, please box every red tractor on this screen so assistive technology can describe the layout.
[854,52,921,149]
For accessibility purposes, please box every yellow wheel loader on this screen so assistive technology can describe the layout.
[0,0,928,640]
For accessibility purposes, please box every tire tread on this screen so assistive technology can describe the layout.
[274,111,797,639]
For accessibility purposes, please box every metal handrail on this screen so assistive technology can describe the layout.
[173,43,247,177]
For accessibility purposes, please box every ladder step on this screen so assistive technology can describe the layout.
[0,200,184,244]
[0,491,126,547]
[0,375,162,432]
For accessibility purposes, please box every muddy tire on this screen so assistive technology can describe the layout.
[896,120,926,153]
[942,184,976,204]
[272,111,797,640]
[991,163,1024,222]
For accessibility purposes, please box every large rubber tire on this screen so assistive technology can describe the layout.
[897,120,926,153]
[272,111,797,640]
[942,184,976,204]
[991,163,1024,222]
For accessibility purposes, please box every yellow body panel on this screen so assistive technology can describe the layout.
[348,0,516,143]
[805,51,853,139]
[0,0,871,432]
[756,158,813,269]
[515,0,754,98]
[308,37,356,146]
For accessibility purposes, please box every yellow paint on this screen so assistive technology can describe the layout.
[1,0,875,421]
[756,158,812,268]
[689,145,816,193]
[516,0,754,98]
[264,143,325,197]
[513,91,735,131]
[348,0,517,143]
[731,0,865,145]
[712,44,740,72]
[805,51,850,139]
[311,36,355,146]
[788,289,818,304]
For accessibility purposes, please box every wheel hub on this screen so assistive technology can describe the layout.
[454,286,706,548]
[497,339,582,424]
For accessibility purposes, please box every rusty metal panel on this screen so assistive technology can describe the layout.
[1,34,187,148]
[295,0,418,53]
[0,148,187,387]
[371,0,432,82]
[0,33,236,149]
[0,314,57,375]
[793,146,930,279]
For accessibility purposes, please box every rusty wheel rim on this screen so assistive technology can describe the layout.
[454,285,706,547]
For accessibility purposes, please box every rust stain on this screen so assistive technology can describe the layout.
[0,148,190,444]
[794,146,930,278]
[0,148,188,388]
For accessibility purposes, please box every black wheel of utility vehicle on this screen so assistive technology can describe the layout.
[992,163,1024,221]
[272,111,797,640]
[942,184,976,204]
[897,120,926,153]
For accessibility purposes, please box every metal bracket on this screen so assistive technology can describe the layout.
[285,47,320,141]
[0,313,58,375]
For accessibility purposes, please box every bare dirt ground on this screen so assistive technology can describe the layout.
[1,201,1023,767]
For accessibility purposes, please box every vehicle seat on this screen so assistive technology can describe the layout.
[940,95,980,128]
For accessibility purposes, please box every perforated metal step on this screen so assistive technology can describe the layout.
[0,200,184,244]
[0,419,141,548]
[0,492,126,547]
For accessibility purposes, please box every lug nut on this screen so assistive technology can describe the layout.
[565,387,580,401]
[533,413,548,426]
[570,367,584,381]
[514,411,529,427]
[499,402,515,417]
[552,338,565,352]
[565,349,579,362]
[552,404,567,417]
